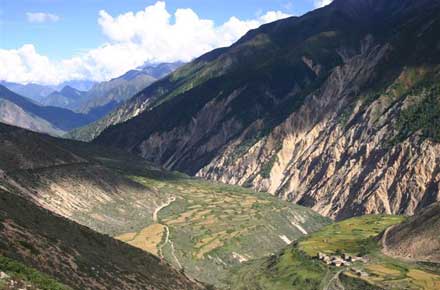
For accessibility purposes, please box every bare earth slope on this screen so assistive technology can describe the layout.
[0,99,64,136]
[383,202,440,262]
[0,123,167,236]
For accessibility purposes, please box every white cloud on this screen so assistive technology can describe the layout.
[26,12,60,23]
[2,1,290,85]
[314,0,333,8]
[0,45,59,84]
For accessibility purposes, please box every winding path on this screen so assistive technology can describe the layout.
[381,225,396,256]
[158,226,170,257]
[324,271,345,290]
[169,240,183,269]
[153,196,176,222]
[153,196,183,269]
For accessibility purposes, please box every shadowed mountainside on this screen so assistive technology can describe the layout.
[0,85,100,135]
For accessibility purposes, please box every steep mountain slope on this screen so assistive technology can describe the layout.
[0,123,330,288]
[55,80,97,91]
[0,99,64,135]
[230,214,440,290]
[0,123,167,235]
[92,0,440,219]
[0,189,205,290]
[0,85,97,134]
[0,81,55,103]
[137,62,185,79]
[40,85,88,110]
[77,61,184,115]
[382,202,440,262]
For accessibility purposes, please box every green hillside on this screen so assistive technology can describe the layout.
[0,255,70,290]
[230,215,440,290]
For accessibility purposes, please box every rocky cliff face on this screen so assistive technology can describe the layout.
[199,63,440,219]
[95,0,440,219]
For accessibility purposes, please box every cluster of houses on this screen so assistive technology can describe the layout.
[316,252,369,277]
[317,252,367,266]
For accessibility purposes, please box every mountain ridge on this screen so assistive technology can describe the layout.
[0,84,97,134]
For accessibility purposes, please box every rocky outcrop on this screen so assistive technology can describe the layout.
[199,66,440,219]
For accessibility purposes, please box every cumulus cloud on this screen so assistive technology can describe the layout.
[2,1,290,84]
[26,12,60,23]
[314,0,333,8]
[0,45,59,84]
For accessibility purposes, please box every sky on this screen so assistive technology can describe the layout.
[0,0,333,85]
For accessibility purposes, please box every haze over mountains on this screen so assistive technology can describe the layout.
[0,85,94,135]
[0,62,183,136]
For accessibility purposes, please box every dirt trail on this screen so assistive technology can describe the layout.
[324,271,345,290]
[153,196,176,222]
[170,240,183,269]
[158,226,170,257]
[154,196,182,269]
[158,225,182,269]
[381,225,396,256]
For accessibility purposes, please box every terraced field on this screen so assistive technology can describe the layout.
[230,215,440,290]
[0,127,331,289]
[113,169,330,287]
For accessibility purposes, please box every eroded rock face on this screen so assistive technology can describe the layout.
[198,40,440,220]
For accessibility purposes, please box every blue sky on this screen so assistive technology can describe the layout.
[0,0,331,84]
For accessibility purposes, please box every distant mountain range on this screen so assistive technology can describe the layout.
[0,62,183,135]
[40,85,88,109]
[55,79,97,91]
[1,61,184,114]
[0,81,56,103]
[79,61,184,113]
[0,85,95,135]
